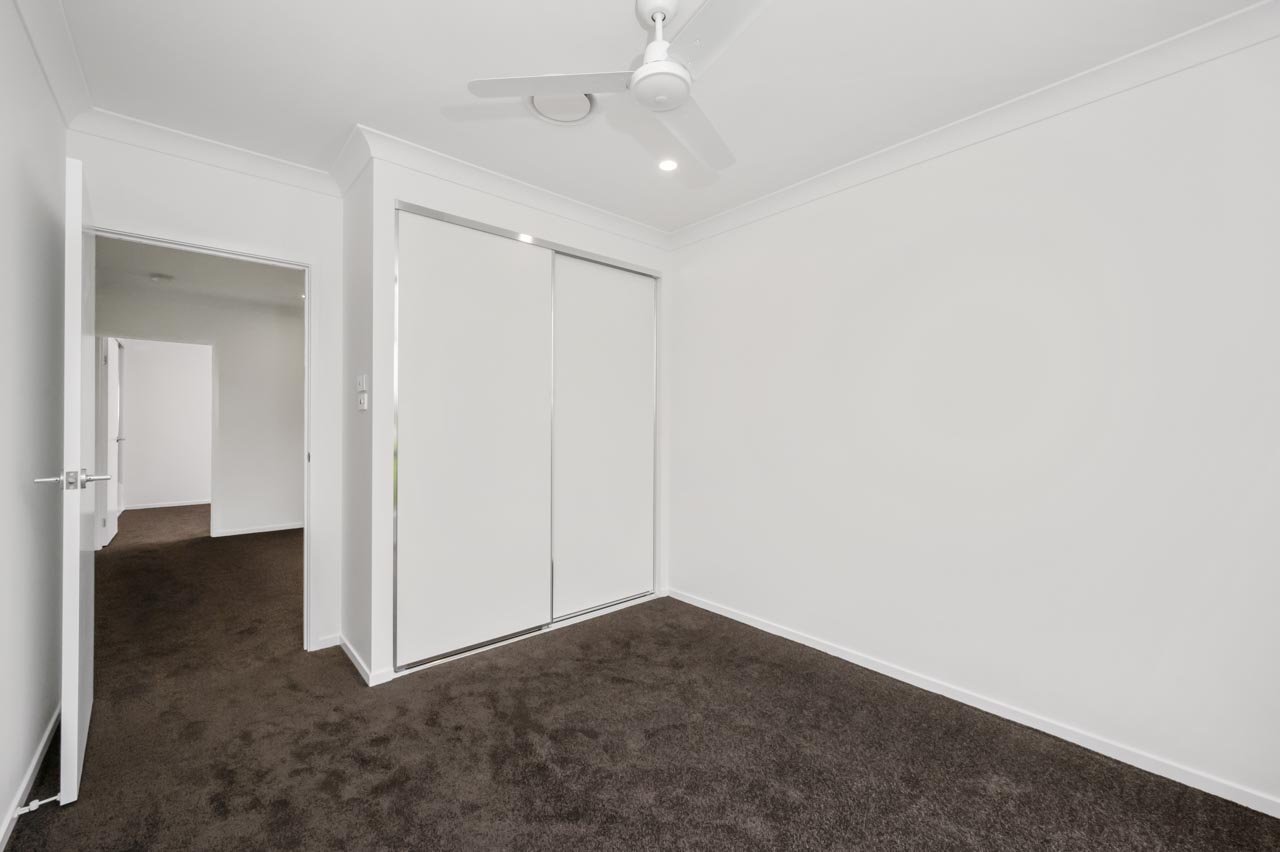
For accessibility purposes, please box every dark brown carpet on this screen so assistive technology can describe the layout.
[11,505,1279,851]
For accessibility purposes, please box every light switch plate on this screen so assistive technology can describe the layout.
[355,374,369,392]
[357,391,369,411]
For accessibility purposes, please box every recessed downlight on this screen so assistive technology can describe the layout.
[658,159,679,172]
[517,233,534,244]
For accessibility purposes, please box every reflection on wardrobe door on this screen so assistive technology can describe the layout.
[553,255,655,619]
[395,212,553,667]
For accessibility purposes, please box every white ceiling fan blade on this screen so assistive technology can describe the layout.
[654,99,735,171]
[440,102,529,122]
[605,97,717,188]
[468,71,632,98]
[668,0,771,78]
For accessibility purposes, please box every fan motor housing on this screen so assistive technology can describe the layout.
[630,60,691,112]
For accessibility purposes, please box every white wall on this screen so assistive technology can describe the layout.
[68,131,343,649]
[0,1,66,843]
[669,37,1280,816]
[341,163,374,674]
[99,283,303,533]
[116,339,212,509]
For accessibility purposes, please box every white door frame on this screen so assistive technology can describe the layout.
[88,226,315,650]
[93,336,123,549]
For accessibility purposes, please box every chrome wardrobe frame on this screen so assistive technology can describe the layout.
[392,201,661,672]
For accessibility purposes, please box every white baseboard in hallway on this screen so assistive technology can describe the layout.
[667,588,1280,820]
[210,522,303,538]
[124,499,209,510]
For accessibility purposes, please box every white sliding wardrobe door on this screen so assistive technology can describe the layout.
[396,212,553,667]
[553,255,655,618]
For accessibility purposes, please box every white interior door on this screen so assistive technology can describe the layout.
[395,212,554,667]
[58,158,100,804]
[552,256,656,618]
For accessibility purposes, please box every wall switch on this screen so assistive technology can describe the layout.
[357,390,369,411]
[355,374,368,392]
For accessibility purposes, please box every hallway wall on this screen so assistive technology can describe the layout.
[0,1,69,844]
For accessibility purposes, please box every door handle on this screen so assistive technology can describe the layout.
[35,470,78,489]
[34,471,111,489]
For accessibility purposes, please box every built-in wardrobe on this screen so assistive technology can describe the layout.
[394,207,657,669]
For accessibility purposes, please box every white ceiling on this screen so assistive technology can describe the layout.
[96,237,306,307]
[62,0,1251,232]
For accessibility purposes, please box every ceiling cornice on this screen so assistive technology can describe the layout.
[670,0,1280,249]
[17,1,342,198]
[14,0,91,125]
[69,109,342,197]
[330,125,374,196]
[21,0,1278,249]
[349,125,675,251]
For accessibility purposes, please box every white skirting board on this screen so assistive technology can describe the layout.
[668,588,1280,820]
[308,633,341,653]
[123,499,209,510]
[2,707,59,851]
[340,636,375,686]
[209,522,302,538]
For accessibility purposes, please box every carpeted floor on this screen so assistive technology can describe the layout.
[11,506,1279,851]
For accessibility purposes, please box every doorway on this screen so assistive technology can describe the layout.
[91,234,311,636]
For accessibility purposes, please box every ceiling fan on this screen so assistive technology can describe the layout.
[467,0,770,172]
